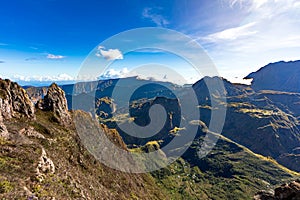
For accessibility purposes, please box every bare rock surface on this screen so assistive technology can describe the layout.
[0,79,35,119]
[255,180,300,200]
[36,148,55,182]
[37,83,71,126]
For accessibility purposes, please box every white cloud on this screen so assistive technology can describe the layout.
[293,1,300,7]
[10,73,75,82]
[142,7,169,27]
[96,46,123,61]
[47,54,65,59]
[98,68,129,79]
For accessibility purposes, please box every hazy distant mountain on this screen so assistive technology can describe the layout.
[245,60,300,92]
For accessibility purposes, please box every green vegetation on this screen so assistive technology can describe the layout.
[0,180,13,194]
[125,131,299,199]
[0,111,168,199]
[151,137,298,200]
[169,127,186,135]
[237,108,275,118]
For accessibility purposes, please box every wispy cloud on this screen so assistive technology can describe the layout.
[192,0,300,83]
[227,0,269,9]
[96,46,123,60]
[11,73,75,82]
[25,57,39,61]
[29,46,38,50]
[203,0,300,52]
[142,7,169,27]
[47,54,65,59]
[0,61,5,64]
[204,22,257,41]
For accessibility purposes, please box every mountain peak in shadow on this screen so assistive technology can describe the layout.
[245,60,300,92]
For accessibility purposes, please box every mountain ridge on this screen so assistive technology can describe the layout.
[1,60,300,199]
[245,60,300,92]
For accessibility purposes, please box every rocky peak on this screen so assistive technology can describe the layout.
[192,76,249,100]
[245,60,300,92]
[37,83,71,126]
[0,79,35,120]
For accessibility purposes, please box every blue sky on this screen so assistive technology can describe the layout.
[0,0,300,85]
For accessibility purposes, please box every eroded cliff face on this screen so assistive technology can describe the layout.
[0,79,35,120]
[36,83,72,126]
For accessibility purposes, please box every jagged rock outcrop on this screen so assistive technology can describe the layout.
[0,79,35,119]
[254,180,300,200]
[37,83,71,126]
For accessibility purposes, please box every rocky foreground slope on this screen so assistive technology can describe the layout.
[0,79,165,199]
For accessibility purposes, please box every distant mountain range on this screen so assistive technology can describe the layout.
[1,60,300,199]
[25,60,300,173]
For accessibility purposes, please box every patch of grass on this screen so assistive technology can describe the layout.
[228,102,254,108]
[0,180,13,194]
[31,122,51,136]
[130,192,139,200]
[197,105,213,109]
[237,108,275,118]
[0,137,10,145]
[169,127,186,135]
[0,157,7,169]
